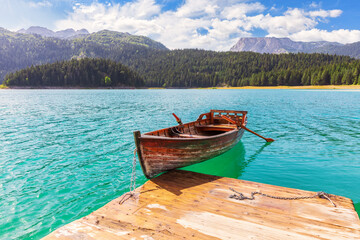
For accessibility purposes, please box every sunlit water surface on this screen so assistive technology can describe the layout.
[0,89,359,239]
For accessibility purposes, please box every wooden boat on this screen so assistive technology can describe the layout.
[134,110,248,178]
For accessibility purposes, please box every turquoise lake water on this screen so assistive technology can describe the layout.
[0,89,359,239]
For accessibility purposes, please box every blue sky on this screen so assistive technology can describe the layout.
[1,0,359,50]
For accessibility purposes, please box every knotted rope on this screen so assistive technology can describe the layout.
[229,188,336,207]
[129,148,137,193]
[119,149,137,204]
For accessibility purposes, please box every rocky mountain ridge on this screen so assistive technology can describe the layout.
[17,26,89,39]
[230,37,360,58]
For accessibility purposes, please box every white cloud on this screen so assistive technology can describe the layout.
[56,0,257,50]
[222,2,265,19]
[249,8,317,37]
[57,1,162,36]
[117,0,161,19]
[247,8,344,38]
[290,29,360,44]
[309,2,320,8]
[0,0,62,30]
[269,5,277,12]
[29,1,52,8]
[308,9,342,18]
[55,0,359,50]
[175,0,219,18]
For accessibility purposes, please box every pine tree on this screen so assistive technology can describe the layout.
[320,69,330,85]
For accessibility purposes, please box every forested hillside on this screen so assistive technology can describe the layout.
[0,28,73,82]
[1,27,360,88]
[5,51,360,88]
[3,58,143,88]
[0,28,168,82]
[119,50,360,87]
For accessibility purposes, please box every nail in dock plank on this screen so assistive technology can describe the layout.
[42,170,360,239]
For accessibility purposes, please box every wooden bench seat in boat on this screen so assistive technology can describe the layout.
[177,133,208,138]
[196,124,237,132]
[178,125,237,138]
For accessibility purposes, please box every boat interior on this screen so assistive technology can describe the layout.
[145,110,247,138]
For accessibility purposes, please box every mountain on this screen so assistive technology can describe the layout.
[1,27,359,88]
[0,28,168,83]
[55,28,89,39]
[315,41,360,59]
[76,30,167,51]
[230,37,360,58]
[17,26,89,39]
[17,26,54,37]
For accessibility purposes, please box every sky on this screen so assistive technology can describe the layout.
[0,0,359,50]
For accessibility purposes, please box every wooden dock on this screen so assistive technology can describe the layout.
[43,170,360,239]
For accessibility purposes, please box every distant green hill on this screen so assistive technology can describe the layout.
[0,28,73,82]
[0,28,168,83]
[119,49,360,87]
[75,30,167,50]
[3,58,143,88]
[1,27,360,88]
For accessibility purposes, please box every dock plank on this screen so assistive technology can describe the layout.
[43,170,360,240]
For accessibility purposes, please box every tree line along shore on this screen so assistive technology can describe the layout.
[3,58,143,88]
[2,51,360,88]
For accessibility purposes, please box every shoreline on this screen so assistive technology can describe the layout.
[1,85,360,90]
[212,85,360,90]
[0,86,138,89]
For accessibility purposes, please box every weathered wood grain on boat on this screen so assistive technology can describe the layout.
[43,170,360,240]
[135,110,248,178]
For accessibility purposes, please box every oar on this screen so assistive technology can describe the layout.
[172,113,183,125]
[241,125,274,142]
[220,115,274,142]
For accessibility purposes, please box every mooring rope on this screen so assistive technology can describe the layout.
[129,148,137,193]
[119,148,137,205]
[229,188,336,207]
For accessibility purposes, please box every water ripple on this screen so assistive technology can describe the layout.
[0,89,359,239]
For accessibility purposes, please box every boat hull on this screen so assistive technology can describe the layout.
[135,128,245,178]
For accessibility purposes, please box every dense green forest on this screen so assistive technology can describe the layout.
[2,27,360,87]
[118,49,360,87]
[3,58,143,87]
[4,51,360,87]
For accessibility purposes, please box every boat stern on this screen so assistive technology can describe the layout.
[133,131,152,179]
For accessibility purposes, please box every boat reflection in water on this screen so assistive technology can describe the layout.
[182,142,270,179]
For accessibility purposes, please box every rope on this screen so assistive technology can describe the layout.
[129,148,138,193]
[229,188,336,207]
[119,148,137,205]
[170,127,180,136]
